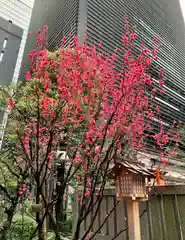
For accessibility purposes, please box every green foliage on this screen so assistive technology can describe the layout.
[20,200,35,219]
[7,214,36,240]
[6,180,17,188]
[6,180,17,193]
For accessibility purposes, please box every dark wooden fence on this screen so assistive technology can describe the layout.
[74,185,185,240]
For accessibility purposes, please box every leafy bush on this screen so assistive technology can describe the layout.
[8,214,36,240]
[6,180,17,193]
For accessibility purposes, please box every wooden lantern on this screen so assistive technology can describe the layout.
[109,160,156,240]
[110,161,155,201]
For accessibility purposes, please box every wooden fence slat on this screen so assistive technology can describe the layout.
[107,196,116,237]
[159,195,168,240]
[147,200,153,240]
[113,197,117,238]
[106,195,109,235]
[115,201,128,240]
[162,195,179,240]
[144,195,163,239]
[100,197,108,236]
[174,194,184,240]
[176,195,185,238]
[93,196,100,234]
[85,202,92,234]
[140,201,149,240]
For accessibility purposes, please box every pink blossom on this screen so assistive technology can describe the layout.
[159,81,164,87]
[130,33,137,40]
[8,98,14,108]
[138,160,142,164]
[122,34,129,45]
[161,158,166,165]
[84,191,89,197]
[26,71,32,80]
[73,154,83,164]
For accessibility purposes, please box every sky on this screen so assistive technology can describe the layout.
[179,0,185,23]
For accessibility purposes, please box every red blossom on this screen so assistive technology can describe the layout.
[159,81,164,87]
[156,105,160,112]
[84,191,89,197]
[26,71,32,80]
[76,175,81,180]
[122,34,129,45]
[130,32,137,40]
[152,37,159,43]
[63,195,67,200]
[161,158,167,165]
[98,43,102,48]
[138,159,142,164]
[8,98,14,108]
[73,154,83,164]
[152,88,157,93]
[159,68,165,76]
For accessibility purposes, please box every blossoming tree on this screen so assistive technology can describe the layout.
[0,25,179,239]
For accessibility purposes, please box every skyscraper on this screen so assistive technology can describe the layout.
[22,0,185,180]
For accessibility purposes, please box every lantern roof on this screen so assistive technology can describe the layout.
[109,159,156,178]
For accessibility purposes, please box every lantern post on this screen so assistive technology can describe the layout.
[127,199,141,240]
[110,160,155,240]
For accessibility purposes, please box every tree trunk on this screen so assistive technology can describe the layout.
[36,208,47,240]
[36,182,46,240]
[55,161,65,224]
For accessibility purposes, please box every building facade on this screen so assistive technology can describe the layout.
[0,0,35,147]
[0,0,35,85]
[22,0,185,181]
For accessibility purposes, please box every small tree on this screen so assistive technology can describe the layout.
[0,123,30,239]
[0,26,179,240]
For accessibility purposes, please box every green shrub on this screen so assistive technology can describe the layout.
[6,180,17,193]
[8,214,36,240]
